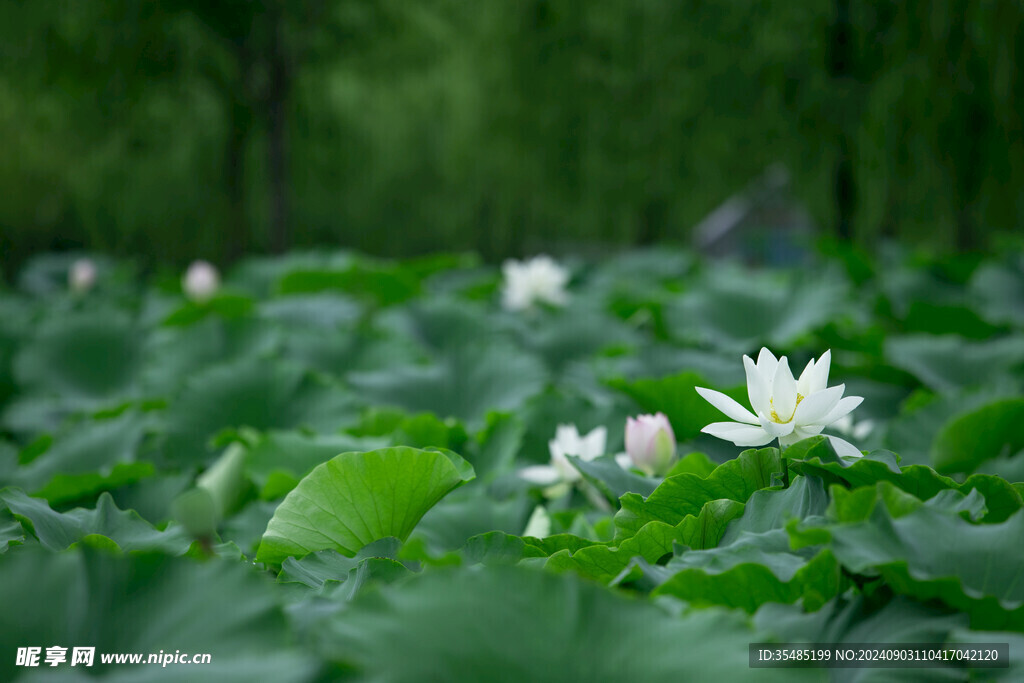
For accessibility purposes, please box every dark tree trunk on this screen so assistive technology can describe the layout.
[224,90,252,262]
[835,138,855,242]
[266,8,291,254]
[828,0,856,242]
[638,196,667,245]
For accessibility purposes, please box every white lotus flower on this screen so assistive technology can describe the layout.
[523,505,552,538]
[183,260,220,302]
[624,412,677,475]
[696,348,864,458]
[501,255,570,311]
[68,258,97,293]
[614,452,633,470]
[519,423,607,487]
[831,414,875,441]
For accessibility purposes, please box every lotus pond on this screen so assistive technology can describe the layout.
[1,246,1023,681]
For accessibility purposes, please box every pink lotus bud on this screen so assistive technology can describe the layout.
[68,258,97,293]
[183,260,220,302]
[625,412,676,476]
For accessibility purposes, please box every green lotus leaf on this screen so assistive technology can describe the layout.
[257,447,474,564]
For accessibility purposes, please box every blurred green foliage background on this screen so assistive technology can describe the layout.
[1,0,1022,275]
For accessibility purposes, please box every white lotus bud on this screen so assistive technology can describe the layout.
[68,258,97,293]
[183,260,220,302]
[625,412,677,476]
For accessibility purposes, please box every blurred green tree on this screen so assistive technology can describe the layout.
[0,0,1021,276]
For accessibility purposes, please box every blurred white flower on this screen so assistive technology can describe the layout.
[624,412,677,475]
[519,423,607,487]
[183,260,220,302]
[501,255,570,311]
[68,258,97,293]
[522,505,552,538]
[830,414,875,441]
[696,348,865,458]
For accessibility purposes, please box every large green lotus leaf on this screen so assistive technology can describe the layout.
[12,410,154,504]
[546,499,745,584]
[0,489,190,554]
[257,447,475,564]
[0,547,320,683]
[884,334,1024,391]
[756,594,969,683]
[786,437,1023,523]
[807,494,1024,631]
[347,342,547,427]
[608,371,748,442]
[13,310,142,400]
[931,399,1024,474]
[614,447,783,539]
[316,565,816,682]
[243,430,388,500]
[663,266,849,350]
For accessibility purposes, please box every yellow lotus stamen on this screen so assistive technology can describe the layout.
[770,394,804,424]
